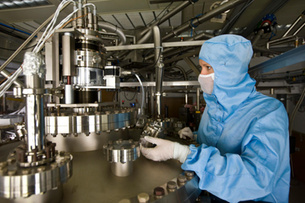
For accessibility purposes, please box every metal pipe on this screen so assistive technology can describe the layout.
[150,74,154,117]
[282,10,305,37]
[162,0,248,41]
[196,87,200,111]
[153,26,163,118]
[293,21,305,36]
[145,32,213,60]
[0,1,72,87]
[1,69,24,87]
[25,74,45,153]
[252,29,264,47]
[140,0,198,36]
[98,21,127,45]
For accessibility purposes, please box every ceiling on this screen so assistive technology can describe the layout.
[0,0,305,67]
[0,0,304,37]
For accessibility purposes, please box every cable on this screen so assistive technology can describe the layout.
[0,0,73,80]
[0,0,74,98]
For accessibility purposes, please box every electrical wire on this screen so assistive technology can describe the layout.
[0,0,75,98]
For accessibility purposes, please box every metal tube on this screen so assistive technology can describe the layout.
[1,70,24,87]
[282,12,304,37]
[0,1,72,87]
[62,33,75,77]
[25,74,45,153]
[150,74,154,117]
[140,0,197,36]
[153,26,163,118]
[162,0,247,41]
[252,29,264,47]
[196,87,200,111]
[293,22,305,36]
[98,21,127,45]
[145,32,213,60]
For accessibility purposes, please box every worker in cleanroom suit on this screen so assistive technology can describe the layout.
[141,34,291,202]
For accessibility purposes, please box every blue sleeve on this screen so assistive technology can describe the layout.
[181,107,289,202]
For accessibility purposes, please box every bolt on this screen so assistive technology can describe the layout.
[177,174,187,186]
[153,187,165,199]
[184,171,194,180]
[167,181,177,192]
[137,192,149,203]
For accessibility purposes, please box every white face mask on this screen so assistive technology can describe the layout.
[198,73,214,94]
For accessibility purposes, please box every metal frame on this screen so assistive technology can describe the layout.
[249,45,305,77]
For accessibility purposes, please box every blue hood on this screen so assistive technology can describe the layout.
[199,34,256,118]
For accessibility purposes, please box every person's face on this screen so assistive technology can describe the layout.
[199,59,214,75]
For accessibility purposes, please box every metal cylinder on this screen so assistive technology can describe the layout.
[25,74,45,153]
[153,26,164,118]
[111,161,133,177]
[62,33,75,77]
[65,85,74,104]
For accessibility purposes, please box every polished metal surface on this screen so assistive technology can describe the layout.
[45,109,137,136]
[104,139,140,177]
[105,40,206,51]
[62,33,75,77]
[60,149,185,203]
[74,67,103,87]
[0,185,63,203]
[75,50,103,68]
[0,149,72,199]
[104,139,140,163]
[120,81,199,87]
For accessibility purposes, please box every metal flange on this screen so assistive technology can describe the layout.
[45,108,137,136]
[0,151,72,199]
[103,139,140,163]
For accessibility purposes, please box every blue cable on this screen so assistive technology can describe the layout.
[0,22,33,36]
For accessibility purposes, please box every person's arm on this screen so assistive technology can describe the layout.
[182,107,289,202]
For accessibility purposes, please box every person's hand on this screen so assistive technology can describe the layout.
[140,136,190,163]
[178,127,194,140]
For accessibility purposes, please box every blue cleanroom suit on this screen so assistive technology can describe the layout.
[181,35,291,202]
